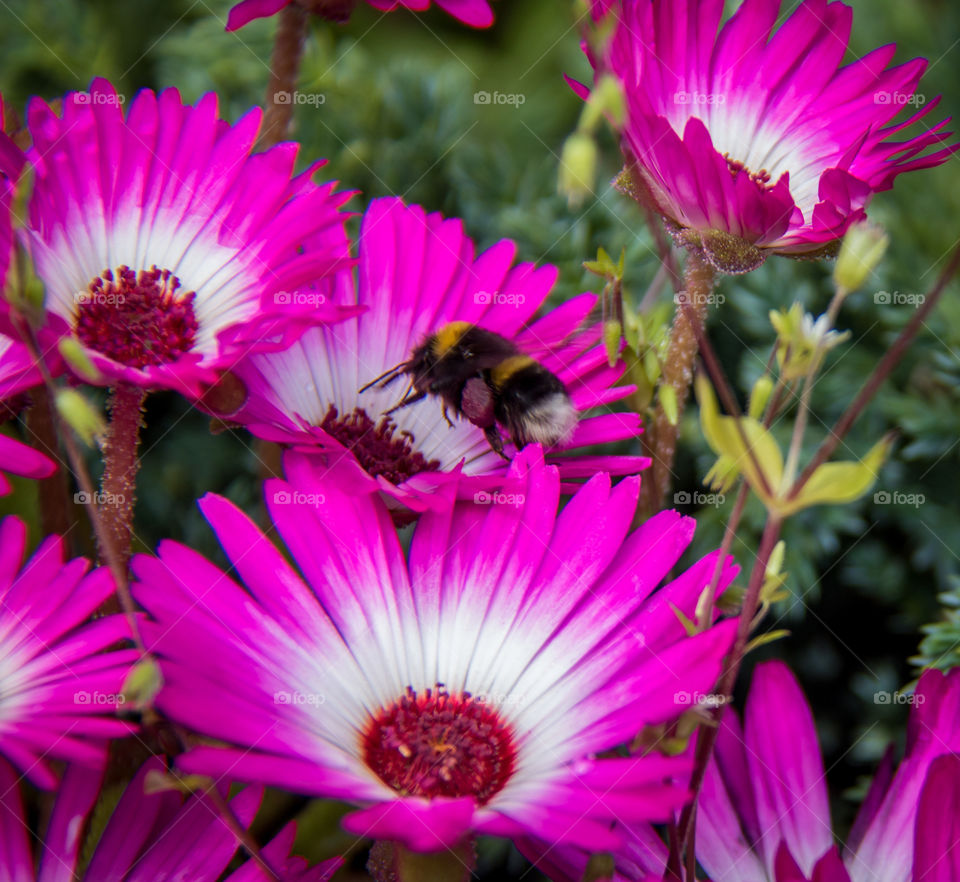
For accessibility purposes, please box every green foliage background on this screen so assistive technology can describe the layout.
[1,0,959,875]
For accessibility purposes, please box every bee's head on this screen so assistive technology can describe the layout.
[407,322,474,392]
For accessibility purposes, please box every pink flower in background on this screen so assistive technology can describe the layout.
[133,446,738,853]
[227,197,649,514]
[0,333,56,494]
[226,0,494,31]
[578,0,957,270]
[0,516,137,788]
[697,661,960,882]
[0,96,24,289]
[0,756,342,880]
[20,78,356,396]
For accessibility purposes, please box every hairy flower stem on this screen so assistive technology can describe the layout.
[24,384,73,539]
[100,383,146,571]
[12,318,145,653]
[639,253,713,517]
[259,2,310,149]
[679,514,782,852]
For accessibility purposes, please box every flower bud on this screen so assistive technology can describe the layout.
[55,387,105,446]
[834,221,888,293]
[58,336,102,383]
[558,131,597,209]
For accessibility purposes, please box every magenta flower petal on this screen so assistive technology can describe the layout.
[585,0,958,260]
[913,753,960,882]
[2,755,341,881]
[0,517,136,789]
[227,0,493,30]
[133,446,737,853]
[746,661,833,876]
[698,661,833,880]
[21,78,355,397]
[229,196,648,514]
[0,97,24,291]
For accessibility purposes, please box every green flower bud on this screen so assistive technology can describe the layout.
[558,131,597,209]
[834,221,888,293]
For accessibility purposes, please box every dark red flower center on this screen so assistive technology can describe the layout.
[362,686,516,804]
[725,155,773,189]
[75,266,198,369]
[320,404,440,485]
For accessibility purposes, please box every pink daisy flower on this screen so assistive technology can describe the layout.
[0,516,137,788]
[226,0,494,31]
[0,334,56,494]
[696,660,960,882]
[578,0,957,271]
[19,78,355,397]
[225,197,649,514]
[0,756,342,880]
[133,446,738,853]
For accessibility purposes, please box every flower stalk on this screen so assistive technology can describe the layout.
[99,383,146,570]
[259,2,310,149]
[639,251,713,517]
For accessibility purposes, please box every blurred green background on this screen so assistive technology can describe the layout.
[1,0,959,876]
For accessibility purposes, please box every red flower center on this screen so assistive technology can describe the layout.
[725,155,773,189]
[76,266,198,369]
[320,405,440,485]
[362,686,516,804]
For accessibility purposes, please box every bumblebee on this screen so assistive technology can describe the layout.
[359,322,578,458]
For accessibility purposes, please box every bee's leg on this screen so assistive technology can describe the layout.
[384,389,427,415]
[484,425,509,460]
